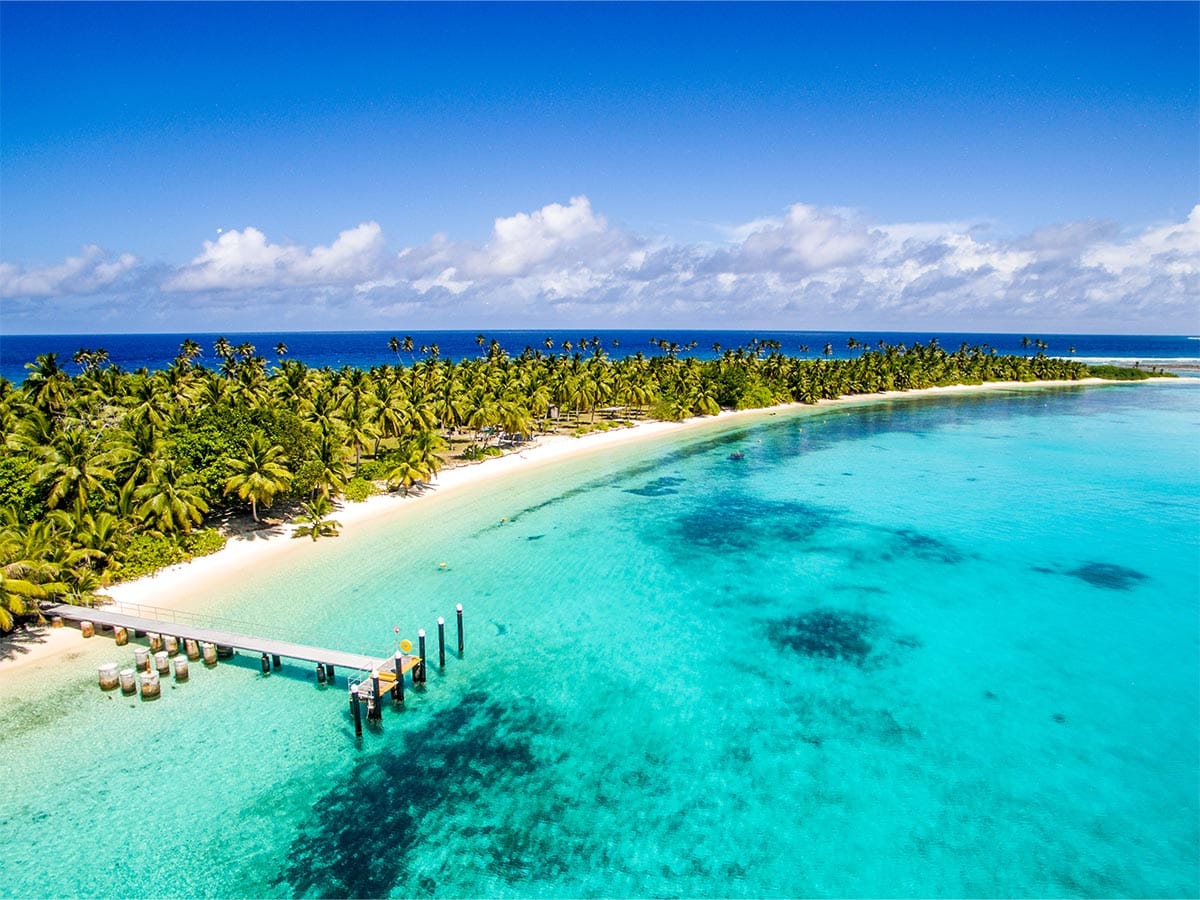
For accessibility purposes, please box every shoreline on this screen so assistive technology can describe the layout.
[0,376,1173,679]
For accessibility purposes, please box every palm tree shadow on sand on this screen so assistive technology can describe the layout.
[0,626,53,662]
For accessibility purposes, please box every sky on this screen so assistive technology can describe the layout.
[1,1,1197,335]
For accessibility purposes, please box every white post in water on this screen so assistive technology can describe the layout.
[134,648,150,672]
[98,663,119,691]
[80,621,95,639]
[148,633,163,652]
[164,636,179,656]
[119,668,137,695]
[139,670,161,700]
[185,639,200,661]
[201,643,217,667]
[114,626,129,647]
[173,657,189,682]
[154,651,170,675]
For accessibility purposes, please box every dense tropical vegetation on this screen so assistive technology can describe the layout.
[0,333,1131,631]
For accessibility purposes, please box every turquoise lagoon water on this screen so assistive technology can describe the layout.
[2,382,1198,898]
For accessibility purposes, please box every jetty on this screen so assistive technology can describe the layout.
[43,602,412,677]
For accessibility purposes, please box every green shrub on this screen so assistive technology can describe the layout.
[343,477,378,502]
[116,533,187,581]
[356,460,391,480]
[649,398,684,422]
[1087,364,1162,381]
[180,528,226,558]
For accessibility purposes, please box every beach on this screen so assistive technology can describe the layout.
[0,377,1117,683]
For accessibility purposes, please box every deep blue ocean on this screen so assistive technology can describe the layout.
[2,330,1197,383]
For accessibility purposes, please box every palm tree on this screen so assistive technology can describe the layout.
[135,460,210,533]
[291,496,341,541]
[36,427,114,516]
[223,433,291,522]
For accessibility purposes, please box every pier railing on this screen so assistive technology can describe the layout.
[102,600,394,664]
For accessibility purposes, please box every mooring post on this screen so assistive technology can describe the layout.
[456,604,464,654]
[438,617,446,668]
[98,663,119,691]
[316,663,327,684]
[260,653,270,674]
[272,654,281,670]
[201,642,217,667]
[417,630,427,684]
[393,652,405,704]
[371,672,382,721]
[325,664,335,685]
[350,687,362,737]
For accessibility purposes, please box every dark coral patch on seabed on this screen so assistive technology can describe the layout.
[766,607,922,670]
[277,691,543,898]
[1066,562,1149,591]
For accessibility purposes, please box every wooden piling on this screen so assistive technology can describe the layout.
[139,670,160,700]
[185,639,201,661]
[350,687,362,737]
[51,615,64,629]
[438,617,446,668]
[148,632,163,652]
[260,653,270,674]
[201,642,218,667]
[134,647,150,672]
[154,651,170,675]
[317,663,327,684]
[165,635,179,656]
[371,672,382,721]
[417,630,427,684]
[119,668,137,695]
[80,620,95,639]
[393,652,404,704]
[173,657,189,682]
[114,626,129,647]
[98,663,119,691]
[456,604,464,654]
[272,654,281,670]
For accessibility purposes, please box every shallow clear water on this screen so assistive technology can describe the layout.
[3,382,1198,898]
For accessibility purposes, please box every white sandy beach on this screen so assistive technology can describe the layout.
[0,377,1128,680]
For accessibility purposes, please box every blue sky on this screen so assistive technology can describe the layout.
[1,1,1197,334]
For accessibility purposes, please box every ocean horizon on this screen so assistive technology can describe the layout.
[3,329,1197,384]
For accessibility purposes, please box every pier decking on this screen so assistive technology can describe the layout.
[44,603,415,677]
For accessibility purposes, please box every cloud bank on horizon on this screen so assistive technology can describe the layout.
[2,197,1197,334]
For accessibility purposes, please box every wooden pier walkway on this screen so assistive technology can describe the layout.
[44,603,415,676]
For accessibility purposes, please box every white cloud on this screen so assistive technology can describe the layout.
[165,222,385,291]
[4,201,1197,333]
[469,195,609,278]
[0,245,138,298]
